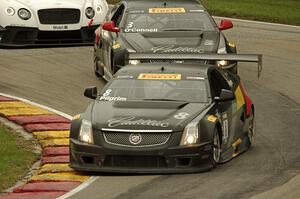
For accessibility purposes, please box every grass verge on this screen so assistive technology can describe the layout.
[201,0,300,26]
[0,123,38,192]
[107,0,300,26]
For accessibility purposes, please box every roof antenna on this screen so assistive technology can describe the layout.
[163,2,167,7]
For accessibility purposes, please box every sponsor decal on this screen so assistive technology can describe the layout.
[129,10,145,14]
[186,76,205,80]
[207,115,217,122]
[228,42,236,48]
[129,133,142,145]
[189,9,204,12]
[222,113,229,143]
[124,28,158,33]
[117,75,134,79]
[52,25,68,30]
[108,116,169,128]
[174,112,190,120]
[152,45,205,53]
[149,8,186,14]
[99,89,127,101]
[138,73,181,80]
[112,43,121,49]
[72,114,80,120]
[99,96,127,101]
[204,40,214,46]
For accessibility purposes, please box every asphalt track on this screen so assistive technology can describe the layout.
[0,20,299,199]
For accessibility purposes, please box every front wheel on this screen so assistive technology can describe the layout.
[93,55,103,77]
[212,128,221,167]
[247,112,255,147]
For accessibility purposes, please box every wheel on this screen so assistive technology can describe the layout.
[93,55,103,77]
[247,111,255,147]
[212,128,221,167]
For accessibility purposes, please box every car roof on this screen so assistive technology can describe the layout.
[115,63,214,78]
[124,0,206,10]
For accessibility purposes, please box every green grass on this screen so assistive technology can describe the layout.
[201,0,300,25]
[107,0,300,25]
[0,123,38,192]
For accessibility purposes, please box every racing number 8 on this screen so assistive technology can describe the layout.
[103,89,112,97]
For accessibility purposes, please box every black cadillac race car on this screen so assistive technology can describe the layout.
[93,0,237,81]
[69,53,262,173]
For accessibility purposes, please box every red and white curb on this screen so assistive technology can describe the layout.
[0,93,96,199]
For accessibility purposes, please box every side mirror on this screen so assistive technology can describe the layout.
[218,19,233,31]
[84,86,97,99]
[102,21,120,33]
[215,89,235,102]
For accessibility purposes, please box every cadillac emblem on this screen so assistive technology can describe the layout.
[129,133,142,145]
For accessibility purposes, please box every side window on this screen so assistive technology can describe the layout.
[209,70,230,97]
[111,4,125,27]
[218,69,239,90]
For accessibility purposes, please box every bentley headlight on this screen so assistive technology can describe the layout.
[85,7,95,19]
[18,8,31,20]
[79,119,94,144]
[180,122,199,146]
[96,5,102,13]
[6,7,15,16]
[129,60,140,65]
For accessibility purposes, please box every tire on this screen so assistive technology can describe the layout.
[247,111,255,147]
[212,128,221,167]
[93,55,103,77]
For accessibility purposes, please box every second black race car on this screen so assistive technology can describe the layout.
[69,53,261,173]
[93,0,238,81]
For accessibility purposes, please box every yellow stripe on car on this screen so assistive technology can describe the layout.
[235,86,245,110]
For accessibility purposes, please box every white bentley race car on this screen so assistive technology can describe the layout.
[0,0,108,46]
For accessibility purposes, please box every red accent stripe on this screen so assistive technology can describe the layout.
[239,81,252,116]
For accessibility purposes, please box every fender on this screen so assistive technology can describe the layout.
[199,114,220,143]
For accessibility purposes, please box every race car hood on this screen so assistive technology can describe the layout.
[13,0,90,9]
[121,31,220,53]
[91,100,210,132]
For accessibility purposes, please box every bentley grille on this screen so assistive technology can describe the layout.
[38,9,80,24]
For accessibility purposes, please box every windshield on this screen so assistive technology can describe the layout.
[123,11,215,33]
[98,79,208,103]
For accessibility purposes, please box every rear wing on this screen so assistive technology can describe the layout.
[126,53,263,78]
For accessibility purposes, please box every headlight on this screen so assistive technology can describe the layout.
[180,122,199,146]
[129,60,140,65]
[96,6,102,14]
[79,119,94,144]
[85,7,95,19]
[18,8,31,20]
[217,60,228,67]
[6,7,15,16]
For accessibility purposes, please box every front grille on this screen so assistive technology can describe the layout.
[38,9,80,24]
[103,132,171,147]
[104,155,168,168]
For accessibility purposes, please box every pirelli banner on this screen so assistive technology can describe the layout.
[149,8,186,14]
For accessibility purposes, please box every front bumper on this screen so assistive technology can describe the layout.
[0,25,98,47]
[70,138,213,174]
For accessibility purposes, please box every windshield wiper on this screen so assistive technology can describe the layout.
[163,29,203,32]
